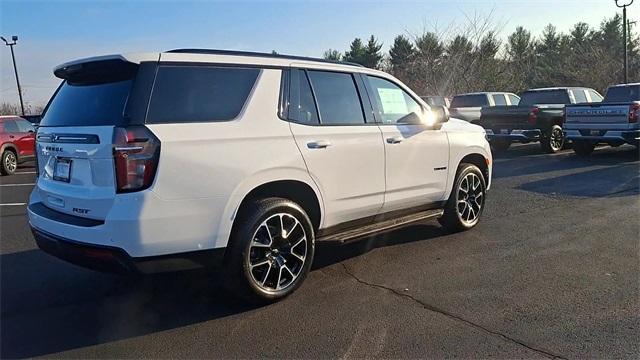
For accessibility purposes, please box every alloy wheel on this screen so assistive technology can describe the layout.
[5,152,16,173]
[247,213,308,292]
[456,172,484,225]
[550,127,564,151]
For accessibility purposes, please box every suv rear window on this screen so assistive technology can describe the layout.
[146,66,260,123]
[450,95,488,108]
[40,80,133,127]
[519,90,570,105]
[604,85,640,102]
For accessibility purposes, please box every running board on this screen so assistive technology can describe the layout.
[317,209,444,244]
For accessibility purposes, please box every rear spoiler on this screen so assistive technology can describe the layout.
[53,53,159,84]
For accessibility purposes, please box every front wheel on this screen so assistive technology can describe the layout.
[439,163,487,232]
[223,197,315,303]
[1,150,17,175]
[541,125,565,154]
[573,140,596,157]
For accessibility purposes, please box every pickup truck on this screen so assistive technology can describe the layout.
[476,87,603,153]
[449,92,520,123]
[564,83,640,156]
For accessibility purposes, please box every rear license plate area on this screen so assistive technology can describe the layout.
[589,130,601,136]
[500,129,510,134]
[53,158,72,183]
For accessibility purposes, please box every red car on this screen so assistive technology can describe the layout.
[0,115,36,175]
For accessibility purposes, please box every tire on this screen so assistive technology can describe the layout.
[541,125,565,154]
[490,139,511,152]
[438,163,487,232]
[0,150,17,175]
[573,140,596,157]
[223,197,315,303]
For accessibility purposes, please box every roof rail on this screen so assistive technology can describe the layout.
[165,48,365,68]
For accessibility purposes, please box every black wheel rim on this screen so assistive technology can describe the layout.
[456,173,484,225]
[247,213,307,292]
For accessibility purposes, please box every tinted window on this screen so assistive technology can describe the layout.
[508,94,520,105]
[604,85,640,102]
[40,80,133,127]
[307,71,364,125]
[571,89,588,103]
[2,120,19,132]
[367,76,423,124]
[519,90,571,105]
[492,94,507,106]
[15,119,35,132]
[450,94,488,108]
[147,66,260,123]
[588,90,603,102]
[290,71,319,125]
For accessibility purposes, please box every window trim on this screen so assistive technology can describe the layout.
[363,74,426,126]
[145,64,262,124]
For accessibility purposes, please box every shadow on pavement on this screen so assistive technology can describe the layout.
[1,223,446,358]
[493,145,639,179]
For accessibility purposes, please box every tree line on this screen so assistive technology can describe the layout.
[323,14,639,97]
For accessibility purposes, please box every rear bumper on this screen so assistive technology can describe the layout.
[565,129,640,144]
[32,226,225,274]
[486,129,541,142]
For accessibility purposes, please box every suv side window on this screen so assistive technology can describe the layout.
[492,94,507,106]
[571,89,588,103]
[289,70,320,125]
[365,75,422,124]
[147,66,260,123]
[15,119,35,133]
[508,94,520,106]
[2,120,19,133]
[306,70,365,125]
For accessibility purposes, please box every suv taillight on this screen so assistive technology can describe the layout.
[629,103,640,123]
[528,107,539,125]
[113,126,160,193]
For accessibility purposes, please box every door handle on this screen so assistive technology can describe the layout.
[386,136,403,144]
[307,140,332,149]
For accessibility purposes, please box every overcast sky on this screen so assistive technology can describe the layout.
[0,0,636,107]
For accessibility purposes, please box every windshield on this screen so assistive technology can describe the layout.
[604,85,640,102]
[40,80,133,127]
[519,90,570,105]
[450,94,488,108]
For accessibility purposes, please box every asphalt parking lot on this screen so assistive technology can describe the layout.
[1,144,639,359]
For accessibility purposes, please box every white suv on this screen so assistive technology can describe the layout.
[29,49,492,302]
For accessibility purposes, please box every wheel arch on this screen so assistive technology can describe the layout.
[1,143,18,156]
[459,153,489,185]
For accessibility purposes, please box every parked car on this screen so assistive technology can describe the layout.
[421,95,450,108]
[477,87,603,153]
[564,83,640,156]
[22,114,43,128]
[449,92,520,123]
[29,49,492,302]
[0,115,36,175]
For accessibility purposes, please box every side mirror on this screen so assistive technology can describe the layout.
[432,105,450,124]
[397,112,424,125]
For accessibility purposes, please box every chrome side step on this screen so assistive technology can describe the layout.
[317,208,444,244]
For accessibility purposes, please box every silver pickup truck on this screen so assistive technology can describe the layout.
[564,83,640,156]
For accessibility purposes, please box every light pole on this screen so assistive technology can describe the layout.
[615,0,635,84]
[1,35,25,116]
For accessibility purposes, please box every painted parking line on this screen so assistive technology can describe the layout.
[0,183,35,187]
[0,203,27,206]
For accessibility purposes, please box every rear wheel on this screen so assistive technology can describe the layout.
[541,125,565,153]
[573,140,596,157]
[439,163,486,232]
[490,139,511,152]
[223,197,315,303]
[0,150,17,175]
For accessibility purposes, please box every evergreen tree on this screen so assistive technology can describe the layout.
[389,35,415,68]
[323,49,342,61]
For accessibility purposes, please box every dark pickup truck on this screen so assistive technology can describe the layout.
[476,87,603,153]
